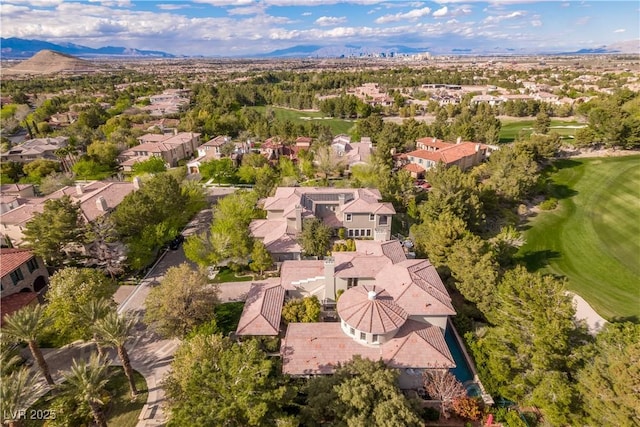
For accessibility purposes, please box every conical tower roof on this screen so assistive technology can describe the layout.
[337,285,407,334]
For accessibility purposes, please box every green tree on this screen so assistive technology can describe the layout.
[71,158,113,180]
[281,296,321,323]
[249,240,273,276]
[2,305,55,385]
[131,156,167,175]
[447,233,499,315]
[22,159,60,183]
[419,163,485,230]
[0,367,47,427]
[38,171,75,195]
[59,353,112,427]
[484,145,539,202]
[469,267,581,424]
[145,263,219,338]
[411,212,468,270]
[199,158,236,184]
[533,111,551,134]
[77,298,113,359]
[87,140,119,166]
[302,356,421,427]
[45,268,116,343]
[299,218,332,259]
[94,311,138,398]
[576,322,640,426]
[164,335,291,426]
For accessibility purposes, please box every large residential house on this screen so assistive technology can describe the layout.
[141,89,190,116]
[331,135,373,170]
[186,135,232,175]
[403,137,490,178]
[0,136,69,164]
[0,184,36,215]
[235,239,457,389]
[250,187,395,261]
[1,248,49,324]
[118,132,200,171]
[0,180,136,247]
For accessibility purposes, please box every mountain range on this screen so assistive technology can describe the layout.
[1,37,175,59]
[1,37,638,59]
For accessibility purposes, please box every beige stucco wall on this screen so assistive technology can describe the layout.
[409,314,448,330]
[1,256,48,298]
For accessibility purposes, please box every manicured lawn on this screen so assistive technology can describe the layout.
[499,119,585,144]
[25,367,148,427]
[517,155,640,320]
[249,106,355,135]
[214,302,245,335]
[211,267,254,283]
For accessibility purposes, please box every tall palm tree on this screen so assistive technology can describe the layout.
[59,353,112,427]
[0,367,47,427]
[76,298,113,359]
[2,305,54,385]
[94,311,138,398]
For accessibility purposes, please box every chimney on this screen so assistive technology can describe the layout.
[75,184,83,196]
[324,257,335,301]
[173,128,178,136]
[338,193,345,208]
[475,143,480,152]
[295,204,302,232]
[133,176,141,191]
[456,136,462,144]
[96,196,108,212]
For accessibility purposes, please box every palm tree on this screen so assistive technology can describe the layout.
[1,367,47,427]
[76,298,113,359]
[59,353,112,427]
[3,305,54,385]
[94,311,138,398]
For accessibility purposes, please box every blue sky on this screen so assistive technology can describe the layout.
[1,1,638,56]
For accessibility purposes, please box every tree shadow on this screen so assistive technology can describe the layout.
[518,249,561,271]
[610,315,640,325]
[549,183,578,200]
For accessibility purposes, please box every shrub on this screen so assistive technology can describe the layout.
[539,197,558,210]
[452,396,482,421]
[421,406,441,421]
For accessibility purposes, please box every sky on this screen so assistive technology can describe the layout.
[1,0,638,56]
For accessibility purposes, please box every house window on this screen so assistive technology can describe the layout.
[360,332,366,341]
[369,213,375,221]
[354,229,360,237]
[372,334,379,343]
[347,278,358,289]
[26,258,38,273]
[345,213,352,222]
[348,229,354,237]
[379,215,388,225]
[366,229,372,237]
[9,268,24,286]
[349,327,355,336]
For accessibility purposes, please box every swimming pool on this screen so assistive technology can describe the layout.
[445,323,474,384]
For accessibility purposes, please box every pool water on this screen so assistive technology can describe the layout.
[444,324,474,384]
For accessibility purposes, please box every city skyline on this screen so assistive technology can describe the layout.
[1,0,639,57]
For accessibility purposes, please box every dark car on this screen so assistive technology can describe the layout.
[168,234,185,250]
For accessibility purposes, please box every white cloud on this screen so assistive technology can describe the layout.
[1,4,30,15]
[157,3,190,10]
[375,7,431,24]
[614,28,626,33]
[432,6,448,18]
[263,0,383,5]
[194,0,254,5]
[88,0,132,7]
[484,11,526,24]
[531,19,542,27]
[228,4,266,15]
[301,12,312,16]
[315,16,347,27]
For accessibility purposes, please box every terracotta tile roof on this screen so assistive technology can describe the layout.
[280,261,324,290]
[337,285,408,334]
[280,319,455,375]
[236,280,285,336]
[333,253,389,278]
[382,319,455,369]
[416,137,452,150]
[406,149,443,162]
[202,135,230,147]
[0,248,35,277]
[281,323,380,375]
[380,240,407,264]
[404,163,425,174]
[0,292,39,325]
[249,219,301,254]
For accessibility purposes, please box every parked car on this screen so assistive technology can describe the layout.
[168,234,184,250]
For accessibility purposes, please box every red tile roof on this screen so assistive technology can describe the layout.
[281,319,455,376]
[236,280,285,336]
[0,292,39,325]
[416,137,452,150]
[337,285,407,334]
[404,163,425,174]
[0,248,34,277]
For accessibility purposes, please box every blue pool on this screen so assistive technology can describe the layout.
[444,324,474,384]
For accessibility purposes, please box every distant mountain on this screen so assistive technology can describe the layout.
[0,37,175,59]
[3,50,103,75]
[258,44,431,58]
[560,40,639,55]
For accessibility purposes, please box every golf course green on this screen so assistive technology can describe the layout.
[518,155,640,320]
